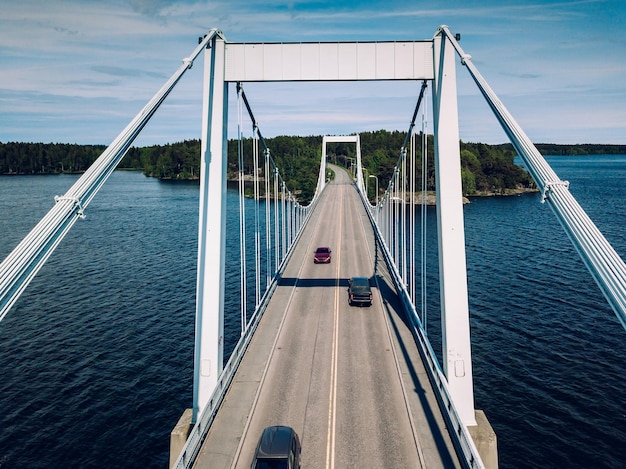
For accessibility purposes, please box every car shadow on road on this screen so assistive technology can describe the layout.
[277,277,351,288]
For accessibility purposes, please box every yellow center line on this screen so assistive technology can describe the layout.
[326,182,343,469]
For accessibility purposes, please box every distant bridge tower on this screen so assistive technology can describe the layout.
[321,135,365,192]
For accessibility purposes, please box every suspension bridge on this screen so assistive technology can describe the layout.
[1,26,625,469]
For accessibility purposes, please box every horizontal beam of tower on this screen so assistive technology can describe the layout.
[224,41,434,82]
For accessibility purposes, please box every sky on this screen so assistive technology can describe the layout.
[1,0,625,146]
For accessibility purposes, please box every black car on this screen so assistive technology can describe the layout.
[252,425,301,469]
[348,277,372,306]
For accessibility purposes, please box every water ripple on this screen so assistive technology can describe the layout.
[0,159,625,468]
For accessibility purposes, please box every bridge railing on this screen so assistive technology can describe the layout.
[356,184,485,469]
[174,87,324,469]
[174,190,320,468]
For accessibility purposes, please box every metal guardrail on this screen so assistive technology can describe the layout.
[173,192,320,469]
[356,184,485,469]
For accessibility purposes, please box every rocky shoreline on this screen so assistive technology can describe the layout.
[386,187,538,206]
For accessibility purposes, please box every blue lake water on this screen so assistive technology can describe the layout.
[0,155,625,468]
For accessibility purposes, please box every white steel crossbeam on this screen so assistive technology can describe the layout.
[224,42,434,82]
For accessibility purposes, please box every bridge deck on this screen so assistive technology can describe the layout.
[193,167,461,468]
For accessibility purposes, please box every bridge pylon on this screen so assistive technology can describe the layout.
[432,29,476,426]
[193,30,228,423]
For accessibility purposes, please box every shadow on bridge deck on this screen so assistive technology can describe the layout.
[372,256,460,467]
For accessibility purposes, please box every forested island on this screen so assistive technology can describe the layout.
[2,132,625,203]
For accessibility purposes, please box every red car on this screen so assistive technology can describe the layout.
[313,247,332,263]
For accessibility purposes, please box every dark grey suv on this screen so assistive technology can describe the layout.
[348,277,373,306]
[252,425,301,469]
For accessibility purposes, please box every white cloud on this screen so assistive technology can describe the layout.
[0,0,625,144]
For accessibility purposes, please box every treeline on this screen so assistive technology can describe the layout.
[3,134,623,202]
[228,135,323,202]
[121,131,535,200]
[532,143,626,155]
[122,140,200,179]
[322,131,534,196]
[120,135,324,201]
[0,142,107,174]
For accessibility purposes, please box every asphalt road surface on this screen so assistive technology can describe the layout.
[194,164,461,469]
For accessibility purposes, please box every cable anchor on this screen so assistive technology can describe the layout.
[541,180,569,203]
[54,195,86,219]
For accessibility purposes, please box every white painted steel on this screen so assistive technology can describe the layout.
[317,142,328,195]
[194,33,228,422]
[265,152,271,288]
[401,147,407,283]
[392,171,399,270]
[281,182,286,258]
[355,135,366,194]
[274,168,279,271]
[438,25,626,330]
[368,174,379,205]
[409,133,416,304]
[432,32,476,427]
[224,41,434,82]
[0,31,217,323]
[253,133,261,308]
[420,105,429,330]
